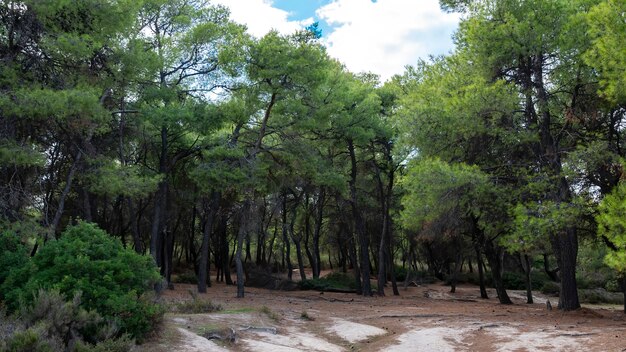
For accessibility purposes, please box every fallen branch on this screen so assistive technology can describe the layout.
[239,326,278,334]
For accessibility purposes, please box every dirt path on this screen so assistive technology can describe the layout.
[139,281,626,351]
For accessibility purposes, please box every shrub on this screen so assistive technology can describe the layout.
[1,222,162,339]
[298,272,356,291]
[0,231,30,291]
[578,288,624,305]
[1,289,134,352]
[394,266,408,282]
[502,271,525,290]
[173,271,200,285]
[2,327,62,352]
[172,291,222,314]
[541,281,560,295]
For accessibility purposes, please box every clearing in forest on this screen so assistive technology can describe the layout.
[138,281,626,352]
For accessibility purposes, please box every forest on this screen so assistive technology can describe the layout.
[1,0,626,350]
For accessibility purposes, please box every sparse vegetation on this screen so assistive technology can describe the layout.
[300,310,315,321]
[172,290,223,314]
[259,306,279,322]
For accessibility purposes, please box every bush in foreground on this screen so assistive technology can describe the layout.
[1,222,163,340]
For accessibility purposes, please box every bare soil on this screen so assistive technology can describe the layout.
[138,278,626,352]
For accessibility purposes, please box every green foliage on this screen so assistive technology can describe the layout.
[86,162,161,199]
[298,272,356,291]
[73,335,135,352]
[0,289,135,352]
[541,281,560,295]
[1,222,162,339]
[585,0,626,103]
[578,288,624,305]
[0,231,30,291]
[1,327,60,352]
[597,182,626,273]
[172,291,222,314]
[0,141,44,168]
[400,158,487,232]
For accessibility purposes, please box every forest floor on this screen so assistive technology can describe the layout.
[138,275,626,352]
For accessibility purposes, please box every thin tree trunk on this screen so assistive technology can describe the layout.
[522,253,533,304]
[348,139,371,296]
[484,240,512,304]
[543,253,560,281]
[198,192,219,293]
[281,192,293,280]
[312,188,325,278]
[50,151,82,238]
[235,200,250,298]
[475,246,488,299]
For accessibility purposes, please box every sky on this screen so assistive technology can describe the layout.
[211,0,461,82]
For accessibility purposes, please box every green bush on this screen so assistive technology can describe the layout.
[0,231,30,291]
[1,289,135,352]
[2,327,61,352]
[394,266,407,282]
[173,271,200,285]
[502,271,525,290]
[541,281,560,295]
[298,272,356,291]
[1,222,162,339]
[578,288,624,305]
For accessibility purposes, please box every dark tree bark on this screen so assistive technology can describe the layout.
[198,191,219,293]
[543,253,560,282]
[312,187,325,278]
[475,244,488,299]
[235,200,250,298]
[348,139,371,296]
[281,191,293,280]
[533,55,580,311]
[520,253,533,304]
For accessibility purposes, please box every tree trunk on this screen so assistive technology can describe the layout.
[484,240,512,304]
[281,192,293,280]
[348,139,371,296]
[475,245,488,299]
[348,234,362,295]
[543,253,560,282]
[520,253,533,304]
[533,56,580,311]
[219,214,233,285]
[235,200,250,298]
[551,228,580,310]
[450,252,462,294]
[198,192,219,293]
[312,188,325,278]
[50,151,82,238]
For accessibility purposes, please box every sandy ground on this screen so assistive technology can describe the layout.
[138,279,626,352]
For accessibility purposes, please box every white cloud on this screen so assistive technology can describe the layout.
[212,0,313,37]
[317,0,460,81]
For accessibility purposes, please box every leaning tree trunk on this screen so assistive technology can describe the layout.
[482,236,512,304]
[475,245,488,299]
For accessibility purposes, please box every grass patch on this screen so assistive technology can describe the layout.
[170,290,223,314]
[220,307,256,314]
[259,306,279,322]
[300,310,314,321]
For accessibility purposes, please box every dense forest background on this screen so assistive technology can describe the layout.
[1,0,626,348]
